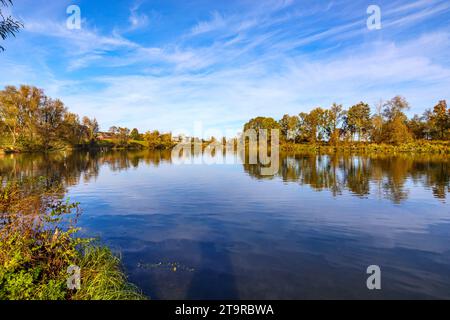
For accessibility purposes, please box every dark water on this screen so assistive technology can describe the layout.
[1,150,449,299]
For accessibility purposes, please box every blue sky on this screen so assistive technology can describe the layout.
[1,0,450,136]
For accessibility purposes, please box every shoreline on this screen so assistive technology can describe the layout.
[2,141,449,155]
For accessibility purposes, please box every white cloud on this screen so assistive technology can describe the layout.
[2,0,450,135]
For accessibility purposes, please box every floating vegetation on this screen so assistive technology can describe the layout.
[137,262,195,273]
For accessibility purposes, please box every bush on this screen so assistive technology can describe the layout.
[0,178,146,300]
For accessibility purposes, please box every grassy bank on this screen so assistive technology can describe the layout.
[0,178,146,300]
[281,141,450,154]
[0,139,172,154]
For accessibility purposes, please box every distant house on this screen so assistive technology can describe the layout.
[97,132,115,140]
[173,134,189,143]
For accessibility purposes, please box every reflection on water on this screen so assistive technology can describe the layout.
[1,150,449,299]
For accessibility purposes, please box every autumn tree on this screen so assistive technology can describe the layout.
[82,117,99,142]
[36,98,67,149]
[297,108,327,143]
[117,127,130,145]
[0,85,91,150]
[130,128,141,141]
[279,114,299,142]
[428,100,449,140]
[381,96,412,145]
[346,102,371,142]
[325,103,345,145]
[109,126,118,136]
[243,117,280,142]
[408,114,429,140]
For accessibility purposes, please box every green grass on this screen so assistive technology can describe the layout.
[71,246,146,300]
[0,178,147,300]
[281,141,450,154]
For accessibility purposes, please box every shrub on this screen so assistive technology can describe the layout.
[0,178,146,300]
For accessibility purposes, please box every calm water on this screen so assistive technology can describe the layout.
[1,150,449,299]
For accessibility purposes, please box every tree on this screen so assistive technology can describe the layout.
[0,86,20,147]
[0,0,22,51]
[298,108,327,143]
[371,101,384,143]
[117,127,130,145]
[243,117,280,142]
[144,130,159,149]
[408,114,428,140]
[62,112,85,145]
[325,103,345,145]
[109,126,118,136]
[381,96,412,144]
[82,117,99,142]
[428,100,449,140]
[36,98,66,149]
[0,85,89,150]
[130,128,141,141]
[346,102,371,142]
[279,114,299,142]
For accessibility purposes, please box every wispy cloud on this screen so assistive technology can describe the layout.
[128,1,150,31]
[190,11,226,36]
[1,0,450,134]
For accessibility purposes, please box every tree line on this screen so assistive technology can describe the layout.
[105,126,173,150]
[243,96,450,145]
[0,85,172,151]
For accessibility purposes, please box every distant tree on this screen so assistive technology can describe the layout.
[130,128,140,140]
[0,85,20,146]
[36,98,67,149]
[408,114,429,140]
[346,102,371,142]
[62,112,85,145]
[109,126,118,136]
[371,101,384,143]
[0,85,89,150]
[381,96,412,144]
[428,100,449,140]
[297,112,313,143]
[82,117,99,142]
[325,103,345,145]
[243,117,280,142]
[279,114,299,142]
[300,108,327,143]
[144,130,161,149]
[117,127,130,145]
[0,0,22,51]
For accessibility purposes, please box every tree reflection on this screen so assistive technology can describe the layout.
[242,152,449,203]
[0,150,448,204]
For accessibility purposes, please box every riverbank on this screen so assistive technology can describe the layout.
[0,178,146,300]
[2,140,450,155]
[0,138,174,154]
[281,141,450,154]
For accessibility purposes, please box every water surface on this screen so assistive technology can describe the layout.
[1,150,449,299]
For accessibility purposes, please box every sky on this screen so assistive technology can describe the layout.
[1,0,450,136]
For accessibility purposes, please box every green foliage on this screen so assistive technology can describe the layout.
[130,128,142,141]
[346,102,371,142]
[0,178,146,300]
[72,246,145,300]
[0,85,97,151]
[0,0,22,51]
[144,130,174,150]
[245,96,449,149]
